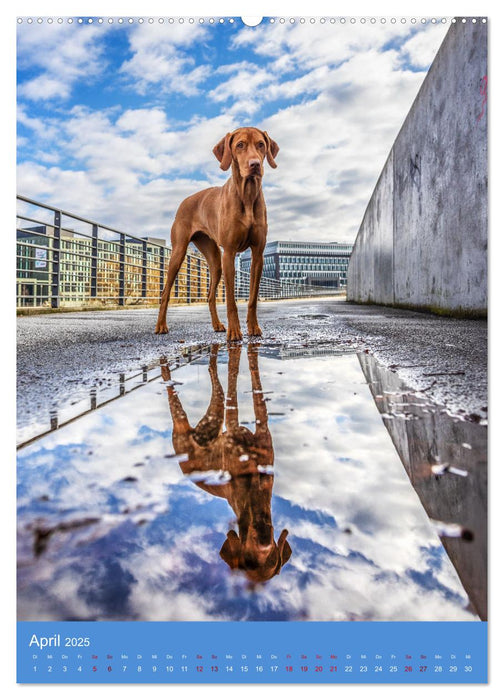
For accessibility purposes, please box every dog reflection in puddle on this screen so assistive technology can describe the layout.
[162,343,291,583]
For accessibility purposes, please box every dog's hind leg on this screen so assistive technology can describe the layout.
[191,232,226,333]
[155,224,189,334]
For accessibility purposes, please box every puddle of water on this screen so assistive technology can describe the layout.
[17,344,485,622]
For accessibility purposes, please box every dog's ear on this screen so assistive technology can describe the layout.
[263,131,279,169]
[219,530,241,569]
[213,133,233,171]
[277,528,291,567]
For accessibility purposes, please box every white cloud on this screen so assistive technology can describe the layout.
[17,104,59,142]
[20,75,71,101]
[17,22,109,102]
[16,162,106,212]
[119,22,211,96]
[209,66,274,103]
[400,22,449,69]
[232,20,413,70]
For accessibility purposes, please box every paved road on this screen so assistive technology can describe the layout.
[17,297,487,440]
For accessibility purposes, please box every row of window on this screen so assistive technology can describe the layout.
[279,263,347,271]
[281,270,347,278]
[276,255,350,264]
[274,244,352,252]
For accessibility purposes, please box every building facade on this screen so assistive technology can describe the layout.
[17,218,349,309]
[16,225,224,308]
[239,240,353,289]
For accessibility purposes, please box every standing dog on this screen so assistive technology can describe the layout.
[155,127,279,341]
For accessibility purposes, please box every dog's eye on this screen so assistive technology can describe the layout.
[257,142,265,149]
[236,142,245,149]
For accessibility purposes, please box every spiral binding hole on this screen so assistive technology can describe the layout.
[16,16,487,25]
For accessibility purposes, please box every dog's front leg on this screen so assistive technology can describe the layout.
[222,250,242,342]
[247,245,264,337]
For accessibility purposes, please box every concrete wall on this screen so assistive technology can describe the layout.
[347,21,487,316]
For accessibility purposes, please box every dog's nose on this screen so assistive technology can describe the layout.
[249,159,261,169]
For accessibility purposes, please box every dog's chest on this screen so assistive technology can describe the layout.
[235,213,265,250]
[239,207,258,232]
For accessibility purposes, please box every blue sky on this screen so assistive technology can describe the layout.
[17,17,449,244]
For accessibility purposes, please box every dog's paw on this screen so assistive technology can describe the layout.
[155,322,169,334]
[213,322,226,333]
[247,324,262,337]
[227,327,243,342]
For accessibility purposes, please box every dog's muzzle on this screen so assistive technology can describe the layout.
[249,159,261,174]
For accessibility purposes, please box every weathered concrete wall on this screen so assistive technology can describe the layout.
[347,21,487,316]
[349,154,394,304]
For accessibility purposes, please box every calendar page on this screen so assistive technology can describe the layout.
[15,9,488,687]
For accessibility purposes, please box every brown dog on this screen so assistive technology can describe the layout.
[155,127,279,341]
[162,343,291,583]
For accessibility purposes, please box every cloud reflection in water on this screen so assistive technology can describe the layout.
[17,345,476,621]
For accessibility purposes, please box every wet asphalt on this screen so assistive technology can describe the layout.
[17,297,487,439]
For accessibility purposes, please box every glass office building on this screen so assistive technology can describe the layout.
[239,241,353,288]
[16,225,222,308]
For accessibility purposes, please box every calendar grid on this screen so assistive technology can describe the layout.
[18,621,487,684]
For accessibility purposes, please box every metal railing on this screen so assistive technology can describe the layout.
[16,343,211,449]
[16,195,343,310]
